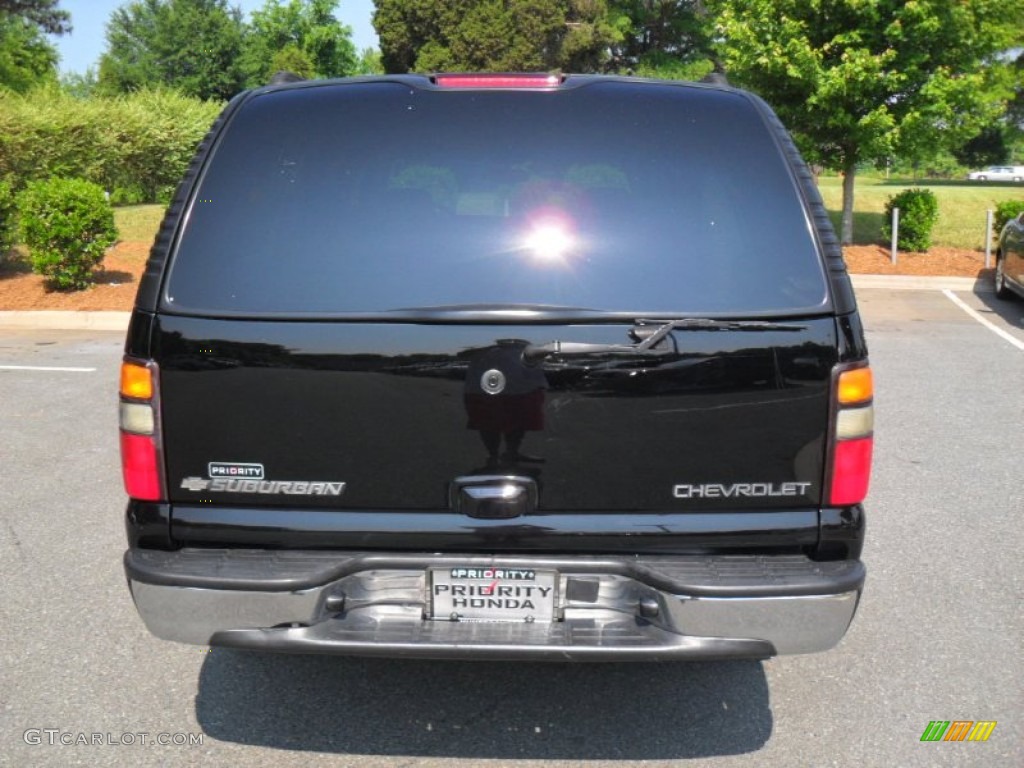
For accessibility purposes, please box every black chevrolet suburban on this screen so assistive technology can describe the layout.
[120,73,872,660]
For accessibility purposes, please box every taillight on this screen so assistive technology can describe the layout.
[119,359,164,501]
[828,364,873,506]
[434,74,563,88]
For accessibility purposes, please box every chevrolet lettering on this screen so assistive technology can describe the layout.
[673,482,814,499]
[120,72,872,661]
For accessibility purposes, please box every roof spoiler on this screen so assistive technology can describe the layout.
[700,71,730,87]
[269,71,306,85]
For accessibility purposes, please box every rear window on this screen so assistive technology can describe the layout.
[164,80,828,316]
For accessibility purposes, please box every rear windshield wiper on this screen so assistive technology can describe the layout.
[631,317,806,343]
[523,317,806,362]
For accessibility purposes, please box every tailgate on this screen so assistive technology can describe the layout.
[157,315,836,512]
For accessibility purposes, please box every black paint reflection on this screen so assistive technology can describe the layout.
[463,340,548,469]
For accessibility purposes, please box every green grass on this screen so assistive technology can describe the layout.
[817,177,1024,250]
[113,204,165,243]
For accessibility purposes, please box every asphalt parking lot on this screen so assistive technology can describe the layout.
[1,285,1021,767]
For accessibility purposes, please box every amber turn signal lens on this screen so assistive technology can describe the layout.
[837,367,872,405]
[120,362,153,400]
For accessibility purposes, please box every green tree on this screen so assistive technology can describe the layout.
[607,0,713,77]
[60,66,98,98]
[269,43,315,79]
[998,50,1024,162]
[0,0,70,35]
[242,0,357,85]
[98,0,246,100]
[711,0,1024,244]
[953,52,1023,169]
[356,46,383,75]
[0,14,58,91]
[1008,51,1024,129]
[954,126,1010,169]
[0,0,66,92]
[373,0,619,74]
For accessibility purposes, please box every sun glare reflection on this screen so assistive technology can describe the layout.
[525,223,574,260]
[522,210,577,263]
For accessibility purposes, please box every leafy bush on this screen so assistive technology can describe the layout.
[101,89,222,203]
[18,177,118,290]
[881,188,939,251]
[155,184,177,207]
[994,200,1024,234]
[0,85,220,203]
[109,185,146,206]
[0,178,17,259]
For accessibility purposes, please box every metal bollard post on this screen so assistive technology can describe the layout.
[984,209,993,269]
[890,207,899,265]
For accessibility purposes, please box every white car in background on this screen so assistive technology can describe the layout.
[967,165,1024,182]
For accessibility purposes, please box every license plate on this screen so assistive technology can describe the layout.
[429,566,558,622]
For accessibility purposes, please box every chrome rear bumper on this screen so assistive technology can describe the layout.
[126,550,863,660]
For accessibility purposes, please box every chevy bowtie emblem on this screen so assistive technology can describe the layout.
[180,477,211,492]
[481,368,506,395]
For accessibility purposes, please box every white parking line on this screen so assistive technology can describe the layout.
[0,365,97,372]
[942,290,1024,351]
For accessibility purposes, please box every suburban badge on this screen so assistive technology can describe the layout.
[180,464,345,496]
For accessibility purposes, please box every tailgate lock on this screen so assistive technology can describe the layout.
[450,475,538,519]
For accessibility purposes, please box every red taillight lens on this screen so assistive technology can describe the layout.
[434,74,562,88]
[828,364,873,506]
[119,359,164,501]
[829,437,873,506]
[120,432,162,501]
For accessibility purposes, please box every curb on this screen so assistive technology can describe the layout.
[850,274,993,292]
[0,310,131,331]
[0,276,995,331]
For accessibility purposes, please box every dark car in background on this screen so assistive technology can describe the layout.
[996,211,1024,300]
[119,73,873,660]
